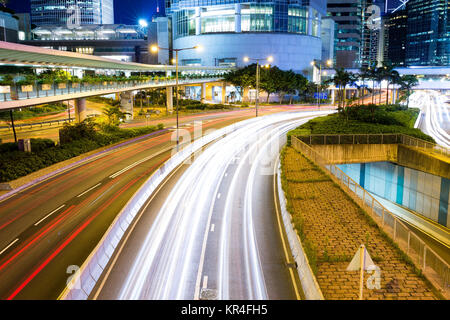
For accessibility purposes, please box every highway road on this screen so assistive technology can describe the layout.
[411,90,450,148]
[91,111,331,300]
[0,105,329,299]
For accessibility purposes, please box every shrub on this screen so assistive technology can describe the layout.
[0,123,165,183]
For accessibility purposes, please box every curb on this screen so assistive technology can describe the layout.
[276,160,325,300]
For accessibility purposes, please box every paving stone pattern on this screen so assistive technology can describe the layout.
[282,147,438,300]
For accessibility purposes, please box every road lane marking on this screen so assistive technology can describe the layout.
[34,204,66,226]
[273,155,302,300]
[77,183,101,198]
[0,238,19,256]
[109,147,172,179]
[210,224,215,232]
[91,158,185,300]
[202,276,208,289]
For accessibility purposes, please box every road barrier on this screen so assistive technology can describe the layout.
[276,160,324,300]
[292,136,450,299]
[59,117,263,300]
[0,118,74,130]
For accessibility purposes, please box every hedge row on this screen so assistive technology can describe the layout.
[0,124,164,183]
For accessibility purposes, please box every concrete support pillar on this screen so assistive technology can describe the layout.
[201,82,206,102]
[119,91,134,120]
[222,83,227,103]
[235,4,241,33]
[74,98,87,123]
[331,89,336,105]
[166,86,173,113]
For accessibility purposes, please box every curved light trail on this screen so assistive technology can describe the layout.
[410,90,450,148]
[117,111,331,300]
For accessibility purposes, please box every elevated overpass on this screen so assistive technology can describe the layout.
[0,41,232,117]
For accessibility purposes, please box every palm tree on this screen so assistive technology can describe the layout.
[399,75,419,108]
[326,68,353,113]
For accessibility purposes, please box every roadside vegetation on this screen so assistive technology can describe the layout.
[0,119,164,183]
[280,146,439,300]
[0,103,67,122]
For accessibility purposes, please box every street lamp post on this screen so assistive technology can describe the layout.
[151,44,202,151]
[243,56,273,117]
[311,59,333,109]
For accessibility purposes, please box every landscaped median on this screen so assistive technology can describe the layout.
[0,121,164,183]
[279,146,442,300]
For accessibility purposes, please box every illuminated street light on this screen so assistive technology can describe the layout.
[311,59,332,109]
[150,44,203,150]
[138,19,148,28]
[243,55,274,117]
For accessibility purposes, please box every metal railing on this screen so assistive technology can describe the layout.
[291,135,450,298]
[0,118,74,130]
[297,133,449,158]
[0,76,222,102]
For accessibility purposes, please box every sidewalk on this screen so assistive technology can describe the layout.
[281,146,441,300]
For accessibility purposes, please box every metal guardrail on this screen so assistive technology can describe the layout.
[0,118,74,130]
[291,136,450,298]
[297,133,450,158]
[0,77,222,103]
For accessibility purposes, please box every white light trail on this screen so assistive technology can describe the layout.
[117,111,331,300]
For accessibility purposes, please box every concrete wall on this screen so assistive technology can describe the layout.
[312,144,450,180]
[338,162,450,228]
[312,144,398,164]
[397,145,450,180]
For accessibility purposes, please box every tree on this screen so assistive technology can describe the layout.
[103,105,130,126]
[326,68,354,113]
[399,75,419,108]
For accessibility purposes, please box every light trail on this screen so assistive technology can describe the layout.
[410,90,450,148]
[117,111,331,300]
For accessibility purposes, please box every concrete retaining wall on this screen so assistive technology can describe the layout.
[311,144,398,164]
[397,145,450,180]
[311,144,449,179]
[276,161,324,300]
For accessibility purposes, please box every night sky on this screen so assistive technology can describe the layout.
[5,0,162,25]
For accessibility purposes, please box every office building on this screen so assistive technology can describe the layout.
[162,0,329,74]
[31,0,114,26]
[405,0,449,66]
[21,24,155,63]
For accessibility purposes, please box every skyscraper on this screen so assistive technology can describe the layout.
[327,0,365,68]
[162,0,329,73]
[405,0,449,66]
[31,0,114,26]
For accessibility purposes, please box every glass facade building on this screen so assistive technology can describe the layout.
[31,0,114,26]
[163,1,328,72]
[405,0,449,66]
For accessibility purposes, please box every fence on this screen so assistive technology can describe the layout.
[0,118,75,131]
[297,133,449,158]
[291,135,449,298]
[0,77,222,103]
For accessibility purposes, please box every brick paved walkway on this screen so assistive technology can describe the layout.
[281,146,439,300]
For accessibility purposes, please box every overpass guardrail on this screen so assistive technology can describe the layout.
[0,76,222,104]
[292,135,449,299]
